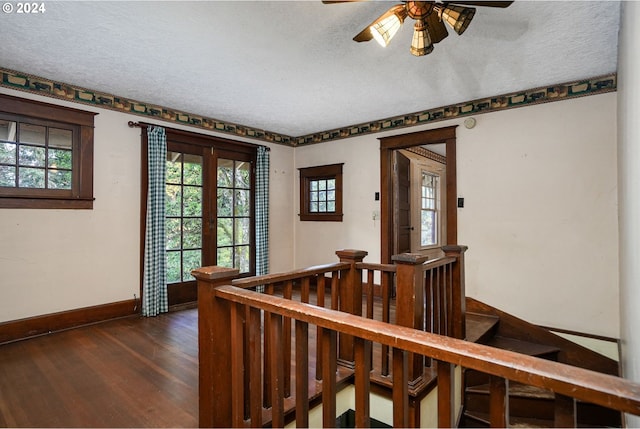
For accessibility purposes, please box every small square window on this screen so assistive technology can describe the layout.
[299,163,343,222]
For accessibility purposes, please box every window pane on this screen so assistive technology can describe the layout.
[166,218,181,250]
[48,148,72,170]
[19,167,45,188]
[217,159,234,187]
[319,202,326,212]
[49,128,72,149]
[310,180,318,191]
[318,191,326,202]
[183,218,202,249]
[327,179,335,190]
[310,191,318,202]
[327,201,335,212]
[327,190,335,201]
[166,251,181,283]
[183,186,202,217]
[0,166,16,187]
[318,180,326,191]
[217,218,233,246]
[183,154,202,186]
[0,142,16,164]
[235,161,250,189]
[217,247,233,268]
[166,152,182,183]
[234,190,250,216]
[0,120,17,142]
[310,202,318,212]
[19,123,45,146]
[182,250,201,281]
[421,211,436,246]
[19,145,45,167]
[166,184,182,216]
[235,218,250,245]
[235,245,250,273]
[217,188,233,216]
[48,170,72,189]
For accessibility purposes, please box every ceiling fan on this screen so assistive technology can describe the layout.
[324,0,514,56]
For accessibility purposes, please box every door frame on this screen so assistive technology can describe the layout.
[379,126,458,264]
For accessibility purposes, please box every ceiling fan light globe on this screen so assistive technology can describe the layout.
[370,13,404,47]
[441,5,476,35]
[410,19,434,56]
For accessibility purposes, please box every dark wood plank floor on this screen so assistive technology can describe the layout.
[0,310,199,428]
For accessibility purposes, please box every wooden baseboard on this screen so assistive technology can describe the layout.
[0,299,140,344]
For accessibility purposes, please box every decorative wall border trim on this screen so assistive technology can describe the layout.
[0,67,616,147]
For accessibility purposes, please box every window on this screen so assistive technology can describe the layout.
[420,172,439,247]
[216,157,252,273]
[299,163,343,221]
[0,94,96,209]
[166,151,203,284]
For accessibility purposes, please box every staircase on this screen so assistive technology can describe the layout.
[461,298,622,428]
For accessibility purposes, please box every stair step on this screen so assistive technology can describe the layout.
[463,410,553,428]
[467,381,555,399]
[466,312,500,343]
[485,336,561,359]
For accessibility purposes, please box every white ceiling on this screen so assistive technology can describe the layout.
[0,1,620,137]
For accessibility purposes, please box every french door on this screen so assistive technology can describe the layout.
[159,136,256,307]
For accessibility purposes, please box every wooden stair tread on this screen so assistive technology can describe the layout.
[485,335,561,357]
[463,410,553,428]
[465,312,500,343]
[466,381,555,399]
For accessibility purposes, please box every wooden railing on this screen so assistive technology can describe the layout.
[193,247,640,427]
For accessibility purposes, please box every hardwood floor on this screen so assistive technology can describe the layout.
[0,310,198,428]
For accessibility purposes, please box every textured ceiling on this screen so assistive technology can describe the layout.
[0,1,620,137]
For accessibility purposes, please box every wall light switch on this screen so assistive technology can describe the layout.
[374,192,380,201]
[457,198,464,208]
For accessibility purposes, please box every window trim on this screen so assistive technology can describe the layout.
[0,94,96,209]
[419,170,440,249]
[299,163,343,222]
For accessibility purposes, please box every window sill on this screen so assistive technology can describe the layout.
[299,213,343,222]
[0,196,94,209]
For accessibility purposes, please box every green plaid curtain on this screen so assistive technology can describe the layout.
[256,146,269,276]
[143,126,168,317]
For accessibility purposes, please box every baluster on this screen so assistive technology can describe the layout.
[366,270,374,319]
[331,271,340,310]
[269,313,285,428]
[354,337,371,428]
[554,393,577,427]
[437,361,455,428]
[263,284,274,408]
[295,318,310,428]
[392,348,409,428]
[301,277,310,303]
[230,302,245,428]
[248,307,262,427]
[322,329,337,428]
[489,375,509,428]
[425,268,434,367]
[316,275,325,381]
[243,305,251,420]
[381,271,391,376]
[283,280,293,398]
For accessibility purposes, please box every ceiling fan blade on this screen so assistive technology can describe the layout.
[353,3,407,42]
[447,1,513,7]
[426,10,448,44]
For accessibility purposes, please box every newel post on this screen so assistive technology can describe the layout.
[392,252,428,382]
[192,266,240,428]
[442,245,468,340]
[335,249,368,364]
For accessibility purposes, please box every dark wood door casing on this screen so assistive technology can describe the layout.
[379,126,458,264]
[394,151,412,255]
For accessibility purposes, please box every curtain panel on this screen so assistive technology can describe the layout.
[255,146,270,276]
[143,126,168,316]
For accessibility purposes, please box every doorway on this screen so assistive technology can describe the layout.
[379,126,458,264]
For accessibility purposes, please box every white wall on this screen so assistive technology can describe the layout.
[0,87,294,323]
[617,1,640,425]
[295,92,619,338]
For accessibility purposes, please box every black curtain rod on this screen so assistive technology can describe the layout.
[127,121,270,151]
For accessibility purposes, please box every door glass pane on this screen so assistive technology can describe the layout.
[49,128,72,149]
[48,170,72,189]
[0,142,16,164]
[19,145,45,167]
[19,123,45,146]
[0,120,17,142]
[216,158,253,274]
[19,167,45,188]
[0,166,16,187]
[165,151,203,283]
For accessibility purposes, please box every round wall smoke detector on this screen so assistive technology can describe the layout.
[464,117,476,129]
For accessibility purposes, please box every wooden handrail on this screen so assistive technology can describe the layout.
[356,262,397,272]
[231,262,350,288]
[216,285,640,417]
